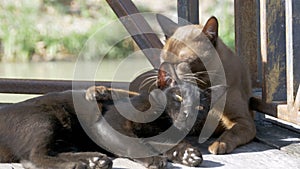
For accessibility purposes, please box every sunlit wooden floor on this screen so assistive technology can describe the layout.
[1,118,300,169]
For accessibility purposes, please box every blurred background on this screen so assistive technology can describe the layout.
[0,0,234,102]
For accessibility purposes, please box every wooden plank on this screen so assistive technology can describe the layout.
[234,0,260,88]
[177,0,199,25]
[263,0,287,102]
[3,140,300,169]
[260,0,268,102]
[256,122,300,149]
[292,0,300,101]
[285,0,294,110]
[0,78,129,94]
[106,0,162,69]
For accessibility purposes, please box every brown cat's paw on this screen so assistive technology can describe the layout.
[166,143,202,167]
[85,86,111,101]
[208,141,235,155]
[86,156,112,169]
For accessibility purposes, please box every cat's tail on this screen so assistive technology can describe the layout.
[249,97,277,116]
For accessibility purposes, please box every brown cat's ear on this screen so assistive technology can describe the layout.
[202,16,219,46]
[156,14,179,39]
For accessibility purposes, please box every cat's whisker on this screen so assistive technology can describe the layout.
[140,76,158,86]
[144,72,159,76]
[184,70,216,77]
[148,81,158,93]
[139,78,157,90]
[182,79,198,86]
[194,71,223,78]
[183,76,206,85]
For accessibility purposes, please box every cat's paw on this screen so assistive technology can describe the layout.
[86,156,112,169]
[208,140,234,155]
[166,143,202,167]
[85,86,111,101]
[134,156,167,169]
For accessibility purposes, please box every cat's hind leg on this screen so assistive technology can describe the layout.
[0,145,16,163]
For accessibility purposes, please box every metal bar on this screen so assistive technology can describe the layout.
[177,0,199,25]
[106,0,162,69]
[285,0,294,111]
[234,0,260,88]
[0,78,129,94]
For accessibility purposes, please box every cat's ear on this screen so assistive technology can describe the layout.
[202,16,219,45]
[205,85,227,107]
[156,14,179,39]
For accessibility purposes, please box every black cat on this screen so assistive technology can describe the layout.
[0,64,225,169]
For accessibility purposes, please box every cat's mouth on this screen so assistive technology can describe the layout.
[157,62,182,89]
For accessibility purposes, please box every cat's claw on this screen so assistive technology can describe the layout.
[85,86,111,101]
[180,148,202,167]
[86,156,112,169]
[166,143,202,167]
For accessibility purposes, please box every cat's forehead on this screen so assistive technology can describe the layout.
[172,25,203,41]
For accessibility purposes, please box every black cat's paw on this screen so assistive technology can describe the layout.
[86,156,112,169]
[166,142,202,167]
[134,156,167,169]
[85,86,111,101]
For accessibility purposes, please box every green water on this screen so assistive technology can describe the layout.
[0,57,153,102]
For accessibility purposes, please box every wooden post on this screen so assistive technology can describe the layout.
[263,0,287,103]
[234,0,260,88]
[285,0,294,111]
[177,0,199,25]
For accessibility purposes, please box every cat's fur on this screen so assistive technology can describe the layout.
[156,14,256,154]
[0,69,224,169]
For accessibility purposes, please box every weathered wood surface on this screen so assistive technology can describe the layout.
[262,0,287,102]
[235,0,260,88]
[293,0,300,93]
[2,122,300,169]
[1,140,299,169]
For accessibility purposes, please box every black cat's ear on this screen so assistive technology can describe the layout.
[205,85,227,107]
[156,14,179,39]
[202,16,219,46]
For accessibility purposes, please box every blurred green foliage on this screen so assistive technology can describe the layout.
[0,0,134,62]
[0,0,235,62]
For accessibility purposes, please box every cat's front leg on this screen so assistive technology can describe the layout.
[165,140,202,167]
[85,86,139,101]
[208,90,256,154]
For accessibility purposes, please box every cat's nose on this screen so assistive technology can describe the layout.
[158,62,182,89]
[157,75,177,88]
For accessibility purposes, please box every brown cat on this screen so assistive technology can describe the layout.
[156,14,256,154]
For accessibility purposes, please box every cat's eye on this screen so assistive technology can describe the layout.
[174,94,183,102]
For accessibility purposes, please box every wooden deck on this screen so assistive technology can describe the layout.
[1,117,300,169]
